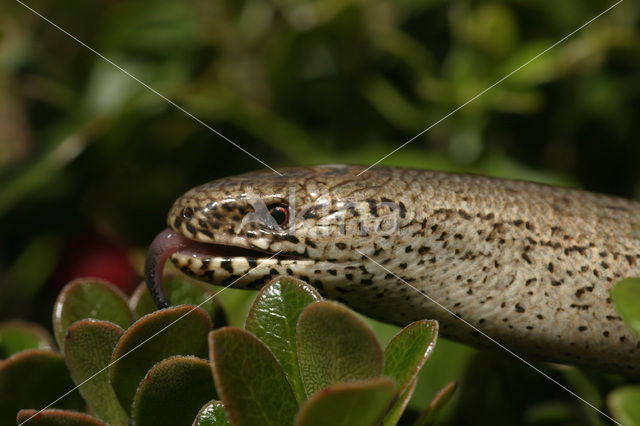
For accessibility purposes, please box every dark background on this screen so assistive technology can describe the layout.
[1,0,638,424]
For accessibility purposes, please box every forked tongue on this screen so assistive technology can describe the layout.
[144,228,193,309]
[146,227,269,308]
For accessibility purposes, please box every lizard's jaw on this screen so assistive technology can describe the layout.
[144,228,317,308]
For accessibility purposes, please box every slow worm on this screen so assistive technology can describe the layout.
[145,165,640,374]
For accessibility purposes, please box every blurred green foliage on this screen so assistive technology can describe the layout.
[0,0,639,424]
[609,278,640,425]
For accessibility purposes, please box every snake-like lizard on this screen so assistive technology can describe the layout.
[145,165,640,375]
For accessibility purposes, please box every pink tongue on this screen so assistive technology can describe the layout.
[144,228,193,309]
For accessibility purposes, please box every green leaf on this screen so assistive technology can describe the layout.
[383,378,417,426]
[16,409,106,425]
[383,320,438,396]
[63,320,128,426]
[611,278,640,338]
[53,278,134,350]
[294,377,396,426]
[608,386,640,426]
[499,41,560,87]
[132,356,215,426]
[414,381,457,426]
[130,275,227,327]
[520,401,576,424]
[245,276,321,403]
[404,339,473,420]
[110,305,211,415]
[0,320,55,358]
[0,350,85,425]
[559,367,603,426]
[209,327,298,426]
[297,301,383,396]
[193,400,232,426]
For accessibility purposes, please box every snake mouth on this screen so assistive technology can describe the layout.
[144,228,314,308]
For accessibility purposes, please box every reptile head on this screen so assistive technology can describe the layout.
[145,165,406,308]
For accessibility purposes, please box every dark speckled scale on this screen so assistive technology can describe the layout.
[165,165,640,375]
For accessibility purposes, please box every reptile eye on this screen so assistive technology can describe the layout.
[268,205,289,226]
[182,207,194,219]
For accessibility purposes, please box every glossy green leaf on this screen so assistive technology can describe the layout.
[0,350,84,425]
[53,278,134,350]
[245,276,321,403]
[132,356,215,426]
[611,278,640,337]
[404,339,473,420]
[608,386,640,426]
[110,305,211,415]
[414,381,457,426]
[209,327,298,426]
[383,378,417,426]
[294,377,396,426]
[0,320,55,358]
[193,400,231,426]
[63,320,128,426]
[297,301,383,396]
[130,275,227,327]
[16,409,106,425]
[383,320,438,395]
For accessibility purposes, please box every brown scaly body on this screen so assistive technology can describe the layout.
[147,165,640,374]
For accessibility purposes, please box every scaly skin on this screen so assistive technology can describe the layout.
[150,165,640,374]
